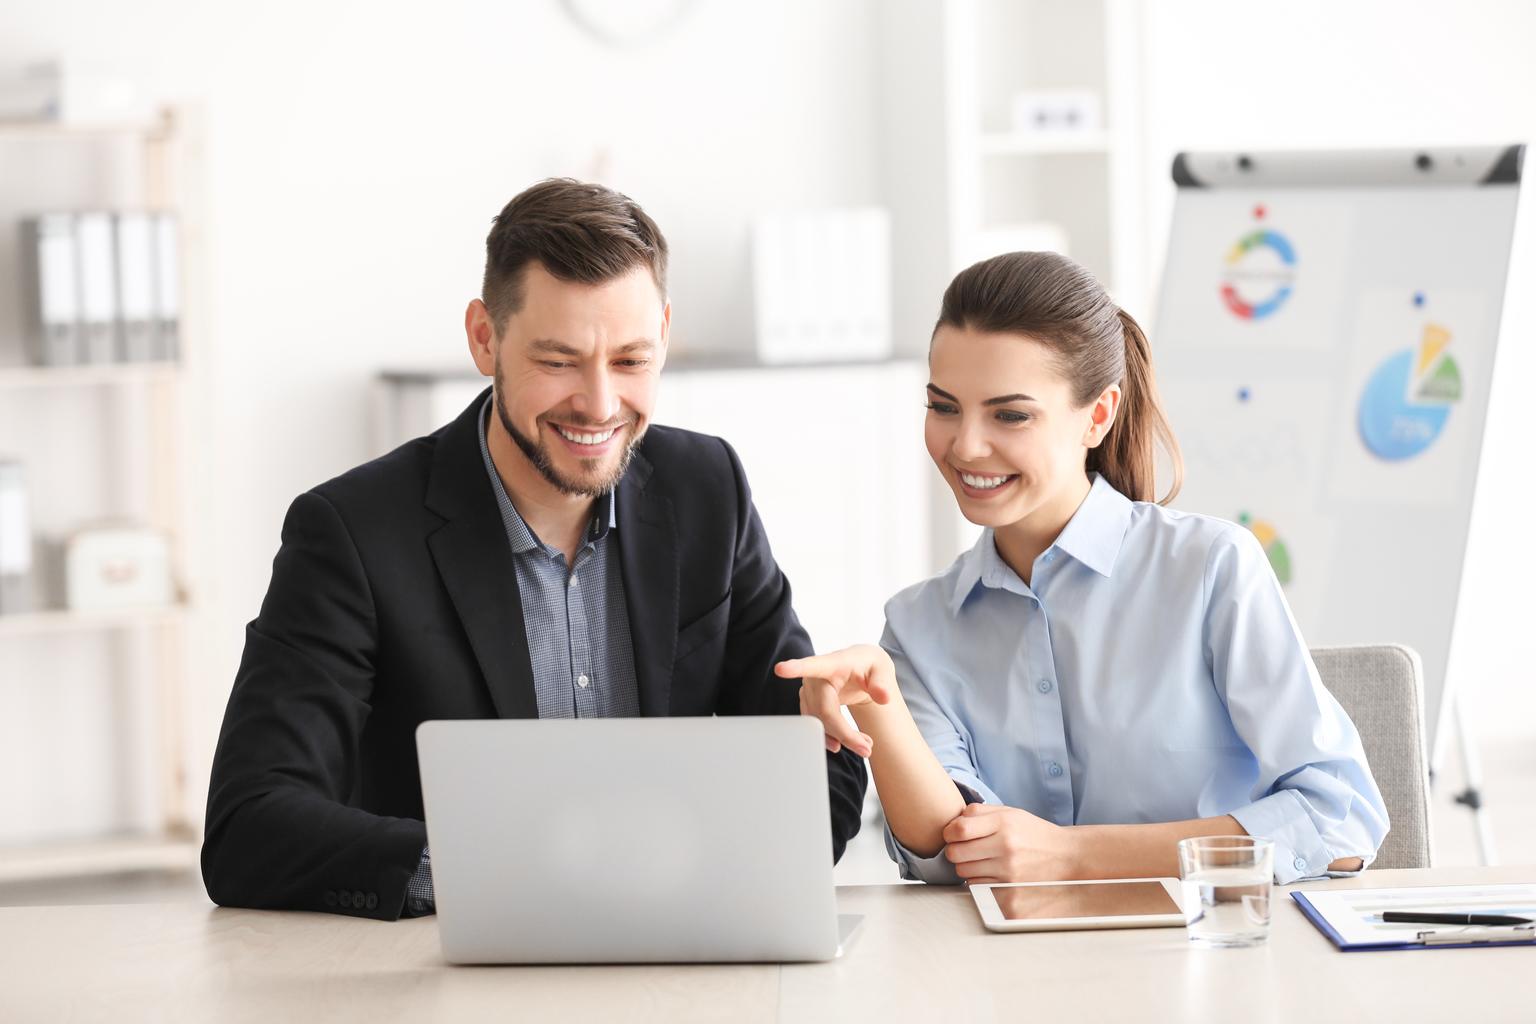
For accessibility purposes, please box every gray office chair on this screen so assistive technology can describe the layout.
[1310,644,1432,869]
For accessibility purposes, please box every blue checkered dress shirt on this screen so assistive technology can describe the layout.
[403,396,641,915]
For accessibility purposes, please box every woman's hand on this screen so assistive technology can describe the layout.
[774,644,897,758]
[941,804,1083,884]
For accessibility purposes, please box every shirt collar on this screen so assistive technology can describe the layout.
[1050,473,1132,579]
[947,474,1132,614]
[477,395,617,554]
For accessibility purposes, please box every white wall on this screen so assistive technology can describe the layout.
[1137,0,1536,746]
[6,0,1535,844]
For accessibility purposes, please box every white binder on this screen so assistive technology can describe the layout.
[0,461,32,614]
[153,212,181,362]
[23,214,81,366]
[115,211,160,362]
[76,211,119,363]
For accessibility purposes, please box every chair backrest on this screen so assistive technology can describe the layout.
[1310,644,1432,870]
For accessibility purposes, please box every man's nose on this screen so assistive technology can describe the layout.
[569,365,620,424]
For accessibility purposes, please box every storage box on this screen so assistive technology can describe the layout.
[64,525,173,611]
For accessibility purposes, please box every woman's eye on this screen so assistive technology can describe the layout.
[996,410,1030,424]
[924,402,958,415]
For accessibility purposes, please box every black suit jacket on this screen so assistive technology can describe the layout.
[202,389,867,920]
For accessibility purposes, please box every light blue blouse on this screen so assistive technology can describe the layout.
[882,474,1388,885]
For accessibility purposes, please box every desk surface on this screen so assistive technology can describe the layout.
[3,866,1531,1022]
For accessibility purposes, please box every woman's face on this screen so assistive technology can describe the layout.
[925,325,1116,531]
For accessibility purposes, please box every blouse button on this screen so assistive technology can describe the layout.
[1037,679,1053,694]
[1047,762,1064,778]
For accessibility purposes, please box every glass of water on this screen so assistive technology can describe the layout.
[1178,836,1274,948]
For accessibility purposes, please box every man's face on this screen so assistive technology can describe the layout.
[480,263,669,497]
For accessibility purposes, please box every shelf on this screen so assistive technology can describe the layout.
[0,361,180,391]
[977,131,1112,155]
[0,116,170,141]
[0,832,198,883]
[0,603,189,638]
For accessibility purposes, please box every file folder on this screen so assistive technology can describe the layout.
[1292,885,1536,951]
[76,211,119,363]
[21,214,81,366]
[153,212,180,362]
[0,461,32,614]
[115,211,160,362]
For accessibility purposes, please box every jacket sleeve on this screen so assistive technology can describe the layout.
[712,439,868,863]
[201,490,428,920]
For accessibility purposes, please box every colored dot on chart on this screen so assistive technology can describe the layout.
[1413,291,1427,307]
[1237,387,1252,402]
[1253,204,1267,220]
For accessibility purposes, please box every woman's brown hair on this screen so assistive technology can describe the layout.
[933,251,1183,505]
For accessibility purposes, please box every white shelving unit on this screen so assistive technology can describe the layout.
[942,0,1147,309]
[0,109,206,884]
[879,0,1148,562]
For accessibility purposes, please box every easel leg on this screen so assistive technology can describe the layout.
[1449,689,1497,866]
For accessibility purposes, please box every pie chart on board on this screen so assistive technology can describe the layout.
[1358,323,1461,461]
[1239,512,1292,586]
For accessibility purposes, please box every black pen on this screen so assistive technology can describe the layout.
[1382,911,1533,926]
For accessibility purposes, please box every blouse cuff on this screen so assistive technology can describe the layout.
[1230,790,1336,884]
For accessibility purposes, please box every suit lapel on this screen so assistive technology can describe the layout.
[424,389,539,720]
[617,452,677,717]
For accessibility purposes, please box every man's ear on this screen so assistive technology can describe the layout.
[1083,384,1122,449]
[656,300,671,372]
[466,299,497,377]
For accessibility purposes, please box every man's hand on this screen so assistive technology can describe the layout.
[941,803,1081,884]
[774,644,896,758]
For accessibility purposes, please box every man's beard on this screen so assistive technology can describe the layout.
[494,357,642,498]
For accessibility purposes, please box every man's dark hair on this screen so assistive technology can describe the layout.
[482,178,669,332]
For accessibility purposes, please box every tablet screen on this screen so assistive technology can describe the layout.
[993,881,1180,920]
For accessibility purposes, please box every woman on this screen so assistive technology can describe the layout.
[777,252,1387,885]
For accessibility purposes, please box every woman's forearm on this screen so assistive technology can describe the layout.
[851,695,965,857]
[1068,817,1364,878]
[1070,816,1246,878]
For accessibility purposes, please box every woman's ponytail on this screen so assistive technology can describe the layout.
[1086,310,1182,505]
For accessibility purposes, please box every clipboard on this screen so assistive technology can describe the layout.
[1292,886,1536,952]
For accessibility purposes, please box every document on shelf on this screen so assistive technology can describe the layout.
[1294,884,1536,948]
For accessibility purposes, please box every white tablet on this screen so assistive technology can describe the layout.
[970,877,1187,933]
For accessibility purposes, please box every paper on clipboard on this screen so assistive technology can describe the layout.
[1293,884,1536,948]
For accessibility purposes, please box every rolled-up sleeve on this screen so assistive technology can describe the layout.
[1204,528,1390,884]
[880,624,1002,884]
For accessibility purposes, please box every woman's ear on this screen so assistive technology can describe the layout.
[1083,384,1122,449]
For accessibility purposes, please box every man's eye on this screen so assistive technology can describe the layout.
[616,359,649,369]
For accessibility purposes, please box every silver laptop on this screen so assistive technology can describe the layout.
[417,716,846,964]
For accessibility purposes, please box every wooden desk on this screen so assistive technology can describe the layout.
[2,867,1530,1022]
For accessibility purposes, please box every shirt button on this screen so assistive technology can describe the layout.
[578,674,590,688]
[1294,855,1308,872]
[568,575,578,588]
[1047,762,1064,777]
[1037,679,1053,694]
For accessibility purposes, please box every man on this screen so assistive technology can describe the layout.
[201,179,868,920]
